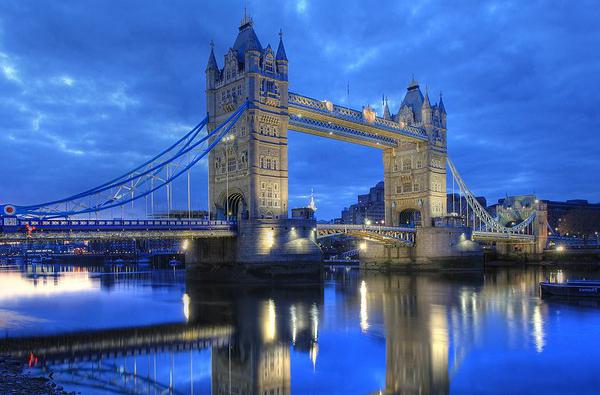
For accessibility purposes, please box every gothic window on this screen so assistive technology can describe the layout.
[264,58,275,73]
[402,158,412,171]
[266,158,272,169]
[274,184,278,191]
[261,182,266,190]
[413,182,420,192]
[402,182,412,193]
[228,158,236,172]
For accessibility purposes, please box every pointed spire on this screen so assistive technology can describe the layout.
[422,85,431,109]
[383,96,391,120]
[206,40,218,71]
[240,5,253,29]
[408,74,419,90]
[438,92,446,114]
[276,28,288,61]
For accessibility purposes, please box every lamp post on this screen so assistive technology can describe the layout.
[224,134,235,222]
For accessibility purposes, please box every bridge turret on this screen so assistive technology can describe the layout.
[383,97,391,120]
[421,87,432,127]
[438,93,446,129]
[276,29,288,80]
[205,41,219,120]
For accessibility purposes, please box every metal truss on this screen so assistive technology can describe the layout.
[447,158,536,234]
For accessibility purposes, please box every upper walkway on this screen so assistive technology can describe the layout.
[288,92,428,148]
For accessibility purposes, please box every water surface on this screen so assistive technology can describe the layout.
[1,262,600,394]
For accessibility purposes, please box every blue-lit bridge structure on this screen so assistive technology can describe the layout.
[0,15,547,267]
[0,98,538,240]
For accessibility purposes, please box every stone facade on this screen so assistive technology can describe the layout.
[383,81,448,227]
[207,16,448,229]
[206,15,289,221]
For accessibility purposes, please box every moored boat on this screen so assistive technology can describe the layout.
[540,280,600,298]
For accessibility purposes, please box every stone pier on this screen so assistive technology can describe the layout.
[185,218,322,281]
[360,226,483,271]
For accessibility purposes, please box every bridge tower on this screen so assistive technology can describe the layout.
[384,80,447,227]
[198,14,321,271]
[206,14,289,221]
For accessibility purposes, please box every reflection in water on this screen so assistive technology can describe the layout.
[0,270,97,299]
[3,264,600,393]
[360,279,369,332]
[185,279,323,395]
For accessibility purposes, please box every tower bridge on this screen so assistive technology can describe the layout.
[0,14,547,270]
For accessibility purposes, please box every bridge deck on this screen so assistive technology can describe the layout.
[0,219,236,241]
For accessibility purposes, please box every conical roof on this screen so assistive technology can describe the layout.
[422,87,431,109]
[232,18,263,63]
[206,43,218,71]
[276,34,287,61]
[400,78,424,122]
[383,98,391,119]
[438,93,446,114]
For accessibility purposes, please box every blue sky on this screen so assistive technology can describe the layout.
[1,0,598,220]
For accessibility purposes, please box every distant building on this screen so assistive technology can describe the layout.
[291,189,317,220]
[543,199,600,235]
[151,210,208,219]
[340,181,385,224]
[292,207,315,220]
[446,193,487,219]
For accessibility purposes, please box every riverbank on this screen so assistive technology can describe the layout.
[0,356,72,394]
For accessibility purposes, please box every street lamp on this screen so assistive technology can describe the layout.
[224,134,235,222]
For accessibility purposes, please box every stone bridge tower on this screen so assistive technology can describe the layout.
[206,14,289,221]
[383,80,448,227]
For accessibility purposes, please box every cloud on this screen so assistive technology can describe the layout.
[0,0,598,219]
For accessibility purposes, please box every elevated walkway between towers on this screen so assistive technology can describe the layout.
[288,92,428,148]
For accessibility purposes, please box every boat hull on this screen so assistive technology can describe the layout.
[541,282,600,298]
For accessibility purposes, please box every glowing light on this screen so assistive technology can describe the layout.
[262,299,277,342]
[182,293,190,321]
[0,272,97,300]
[360,280,369,332]
[309,342,319,369]
[556,245,565,252]
[290,305,297,345]
[182,239,189,251]
[532,304,545,353]
[264,230,275,249]
[359,242,367,250]
[310,303,319,342]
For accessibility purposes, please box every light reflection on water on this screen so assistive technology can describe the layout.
[1,263,600,394]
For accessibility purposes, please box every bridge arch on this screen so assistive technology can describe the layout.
[216,188,248,221]
[399,208,422,228]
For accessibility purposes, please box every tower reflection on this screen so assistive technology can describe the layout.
[185,278,323,395]
[351,272,485,395]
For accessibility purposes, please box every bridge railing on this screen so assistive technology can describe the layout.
[317,224,416,233]
[1,218,236,233]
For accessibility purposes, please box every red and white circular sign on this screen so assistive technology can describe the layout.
[3,205,16,215]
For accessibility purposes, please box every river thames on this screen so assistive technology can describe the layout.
[1,263,600,394]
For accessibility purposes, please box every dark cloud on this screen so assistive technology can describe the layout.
[0,0,598,219]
